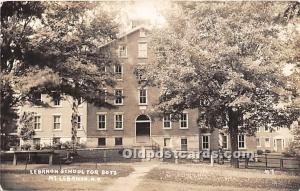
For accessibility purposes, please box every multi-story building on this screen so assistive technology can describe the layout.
[18,25,258,152]
[255,125,295,153]
[19,94,88,146]
[85,26,200,151]
[85,25,257,152]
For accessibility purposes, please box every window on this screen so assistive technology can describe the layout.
[238,135,245,149]
[114,64,123,79]
[53,115,61,130]
[139,89,147,104]
[181,138,188,151]
[77,137,81,143]
[163,114,172,129]
[33,138,40,145]
[140,29,146,37]
[119,45,127,57]
[34,93,42,105]
[256,127,260,132]
[34,116,41,130]
[138,43,147,58]
[115,114,123,129]
[98,138,106,146]
[54,98,61,106]
[265,138,270,147]
[115,89,123,105]
[222,135,228,149]
[180,113,188,129]
[265,126,269,132]
[53,137,60,144]
[115,137,123,146]
[256,138,261,147]
[276,126,280,132]
[202,135,210,150]
[164,138,171,147]
[97,114,106,130]
[77,115,81,129]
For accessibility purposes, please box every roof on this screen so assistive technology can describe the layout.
[99,25,150,49]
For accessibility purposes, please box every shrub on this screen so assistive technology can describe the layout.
[62,141,72,149]
[41,144,53,150]
[265,149,271,153]
[53,142,62,150]
[257,150,264,155]
[21,143,31,150]
[33,143,41,150]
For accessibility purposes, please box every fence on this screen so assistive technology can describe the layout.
[240,153,300,171]
[161,150,300,171]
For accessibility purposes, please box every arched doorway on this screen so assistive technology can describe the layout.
[135,115,151,143]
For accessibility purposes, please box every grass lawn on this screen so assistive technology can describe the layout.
[140,163,300,191]
[1,162,299,191]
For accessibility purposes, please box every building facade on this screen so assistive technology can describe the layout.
[255,125,295,153]
[18,25,259,152]
[19,95,88,146]
[86,26,200,151]
[85,26,257,152]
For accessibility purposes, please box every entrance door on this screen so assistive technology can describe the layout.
[276,139,283,153]
[136,115,151,143]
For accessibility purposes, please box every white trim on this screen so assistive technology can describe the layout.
[53,115,61,130]
[118,45,127,58]
[179,112,188,129]
[97,113,106,130]
[180,138,188,151]
[222,134,229,149]
[96,111,107,115]
[134,114,151,144]
[114,63,124,81]
[264,137,271,147]
[163,114,172,129]
[202,134,210,150]
[33,114,42,131]
[114,113,124,130]
[238,134,246,149]
[52,95,62,107]
[114,89,124,105]
[138,88,148,105]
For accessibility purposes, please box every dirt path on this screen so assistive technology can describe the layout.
[104,162,159,191]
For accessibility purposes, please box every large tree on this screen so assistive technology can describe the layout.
[1,2,119,149]
[142,2,300,167]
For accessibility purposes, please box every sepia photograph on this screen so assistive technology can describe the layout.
[1,0,300,190]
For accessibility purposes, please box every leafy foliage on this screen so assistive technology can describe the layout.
[18,112,35,141]
[143,2,300,166]
[1,2,120,148]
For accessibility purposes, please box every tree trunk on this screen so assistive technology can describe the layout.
[71,99,79,152]
[228,107,239,168]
